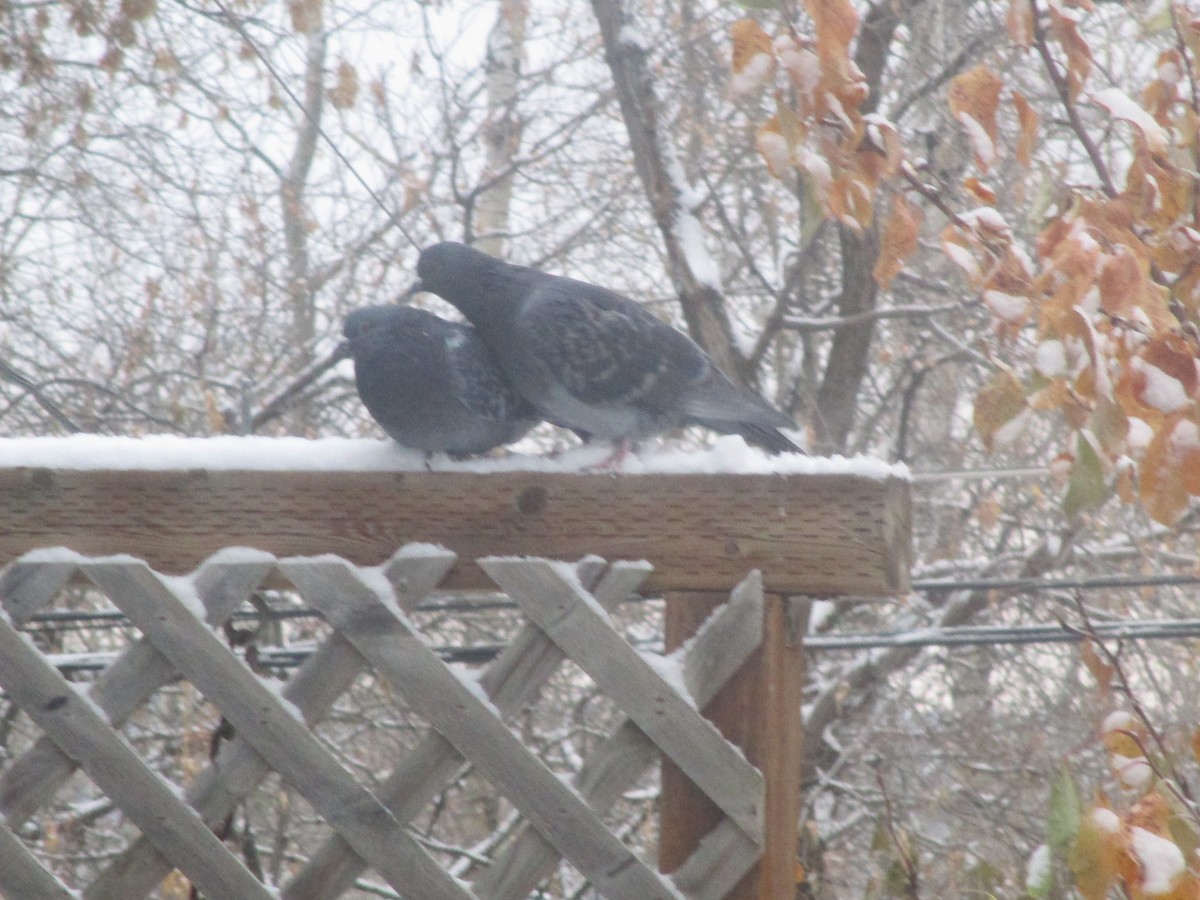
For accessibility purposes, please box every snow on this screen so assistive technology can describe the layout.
[992,408,1030,446]
[0,434,909,480]
[1130,827,1185,895]
[775,35,819,95]
[1131,358,1191,412]
[729,52,773,97]
[676,208,722,290]
[1092,88,1170,152]
[17,547,88,566]
[1091,806,1121,832]
[943,242,981,279]
[795,147,833,188]
[617,23,648,51]
[983,289,1031,323]
[1102,709,1137,734]
[757,130,790,176]
[1035,340,1068,377]
[955,112,995,168]
[162,575,207,622]
[69,681,112,725]
[1111,752,1153,789]
[642,650,697,710]
[202,547,277,567]
[1173,418,1200,450]
[456,667,504,721]
[259,675,308,725]
[548,558,615,627]
[961,206,1010,236]
[808,599,835,633]
[663,148,721,291]
[1025,844,1050,894]
[394,542,454,559]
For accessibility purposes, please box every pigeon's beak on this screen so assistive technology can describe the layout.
[333,339,353,361]
[403,279,424,300]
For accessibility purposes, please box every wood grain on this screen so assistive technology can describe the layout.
[0,468,911,595]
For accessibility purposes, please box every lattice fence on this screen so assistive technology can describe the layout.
[0,545,768,899]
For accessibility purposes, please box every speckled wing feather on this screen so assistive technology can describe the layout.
[445,327,537,423]
[516,277,708,412]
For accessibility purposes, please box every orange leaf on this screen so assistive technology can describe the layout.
[756,116,791,178]
[1007,0,1034,48]
[1099,246,1143,319]
[948,64,1004,171]
[962,176,997,204]
[731,19,773,73]
[974,369,1027,451]
[873,193,922,288]
[1093,396,1130,456]
[805,0,858,61]
[1013,90,1039,167]
[730,19,775,96]
[1141,416,1194,524]
[1070,807,1123,900]
[1081,640,1114,693]
[1048,6,1093,100]
[1142,335,1199,403]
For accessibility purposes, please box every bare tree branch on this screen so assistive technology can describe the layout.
[589,0,747,384]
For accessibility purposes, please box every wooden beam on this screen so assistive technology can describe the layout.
[661,593,810,900]
[0,468,910,596]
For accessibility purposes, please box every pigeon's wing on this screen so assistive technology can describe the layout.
[518,279,708,409]
[445,326,536,423]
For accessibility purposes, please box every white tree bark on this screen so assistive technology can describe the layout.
[474,0,528,257]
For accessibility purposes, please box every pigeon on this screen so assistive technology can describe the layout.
[409,242,802,455]
[339,304,538,457]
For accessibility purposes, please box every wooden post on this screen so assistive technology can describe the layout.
[661,592,809,899]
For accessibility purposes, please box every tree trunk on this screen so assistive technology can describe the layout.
[474,0,528,258]
[590,0,748,385]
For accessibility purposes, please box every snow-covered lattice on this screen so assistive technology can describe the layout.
[0,546,767,900]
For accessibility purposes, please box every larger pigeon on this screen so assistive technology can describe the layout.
[340,304,538,456]
[409,242,801,454]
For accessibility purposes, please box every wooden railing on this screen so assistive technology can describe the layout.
[0,463,911,898]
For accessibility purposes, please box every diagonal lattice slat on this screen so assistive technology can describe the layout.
[473,569,767,900]
[81,557,477,900]
[1,547,772,899]
[84,546,456,900]
[280,557,684,899]
[0,577,278,900]
[0,815,78,899]
[278,556,647,900]
[0,552,274,827]
[481,557,764,840]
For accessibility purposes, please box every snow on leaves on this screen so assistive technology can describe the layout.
[948,65,1004,172]
[730,3,882,236]
[731,2,1200,528]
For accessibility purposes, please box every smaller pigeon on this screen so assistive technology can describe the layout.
[409,242,802,456]
[339,304,538,457]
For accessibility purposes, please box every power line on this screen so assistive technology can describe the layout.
[19,570,1200,633]
[805,618,1200,650]
[913,572,1200,593]
[38,618,1200,676]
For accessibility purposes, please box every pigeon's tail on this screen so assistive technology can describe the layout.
[694,418,804,455]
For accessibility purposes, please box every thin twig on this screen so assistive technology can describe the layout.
[1029,0,1116,197]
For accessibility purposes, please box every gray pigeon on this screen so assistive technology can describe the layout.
[409,242,802,454]
[339,304,538,456]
